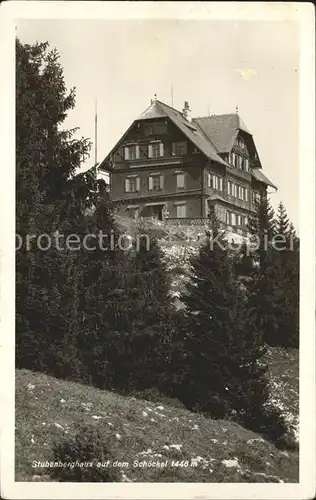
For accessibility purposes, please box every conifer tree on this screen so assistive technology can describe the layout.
[248,201,299,348]
[248,193,276,268]
[78,195,126,387]
[275,201,290,236]
[16,39,92,376]
[103,220,180,392]
[180,219,287,441]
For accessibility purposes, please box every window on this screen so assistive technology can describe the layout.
[252,191,261,205]
[176,204,187,218]
[231,213,236,226]
[209,174,223,191]
[148,174,164,191]
[144,122,167,136]
[124,144,139,161]
[172,141,187,156]
[144,124,153,136]
[237,138,245,150]
[176,173,185,188]
[240,157,249,172]
[227,180,232,196]
[237,214,242,226]
[125,176,140,193]
[234,154,239,169]
[233,183,238,197]
[244,187,248,201]
[148,142,164,158]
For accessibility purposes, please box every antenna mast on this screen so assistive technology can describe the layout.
[94,97,98,166]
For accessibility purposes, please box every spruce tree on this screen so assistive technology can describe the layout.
[272,205,299,347]
[248,202,299,348]
[248,193,276,268]
[275,201,290,235]
[16,39,92,377]
[180,220,286,441]
[99,220,180,393]
[78,195,126,388]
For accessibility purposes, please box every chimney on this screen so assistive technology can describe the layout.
[182,101,191,121]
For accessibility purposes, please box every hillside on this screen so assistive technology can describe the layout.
[15,348,299,483]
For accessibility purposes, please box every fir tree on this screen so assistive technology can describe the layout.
[248,193,276,268]
[249,202,299,348]
[16,39,92,377]
[101,220,180,393]
[180,221,287,441]
[275,201,290,236]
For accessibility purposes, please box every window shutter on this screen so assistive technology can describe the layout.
[135,145,140,159]
[125,178,129,192]
[234,184,237,197]
[148,176,153,190]
[226,211,230,224]
[212,175,216,189]
[245,158,249,171]
[136,177,140,191]
[160,175,164,190]
[219,178,223,191]
[245,188,248,201]
[159,143,164,157]
[148,144,153,158]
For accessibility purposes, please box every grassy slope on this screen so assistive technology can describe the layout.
[15,348,299,483]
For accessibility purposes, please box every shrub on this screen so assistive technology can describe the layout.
[48,424,120,482]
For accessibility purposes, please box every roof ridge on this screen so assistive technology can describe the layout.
[156,99,182,114]
[193,113,238,120]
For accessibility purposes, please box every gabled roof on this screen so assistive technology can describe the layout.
[192,114,252,153]
[137,100,228,166]
[99,99,276,190]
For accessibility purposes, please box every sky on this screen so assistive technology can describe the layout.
[16,19,299,229]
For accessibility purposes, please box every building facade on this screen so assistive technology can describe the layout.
[98,97,277,235]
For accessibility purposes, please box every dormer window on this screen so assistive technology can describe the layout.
[124,144,140,161]
[148,141,164,158]
[240,157,249,172]
[172,141,187,156]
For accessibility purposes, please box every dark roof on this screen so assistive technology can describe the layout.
[138,100,227,166]
[251,168,277,190]
[100,99,276,189]
[192,114,252,153]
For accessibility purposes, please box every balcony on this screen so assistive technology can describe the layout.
[111,152,204,171]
